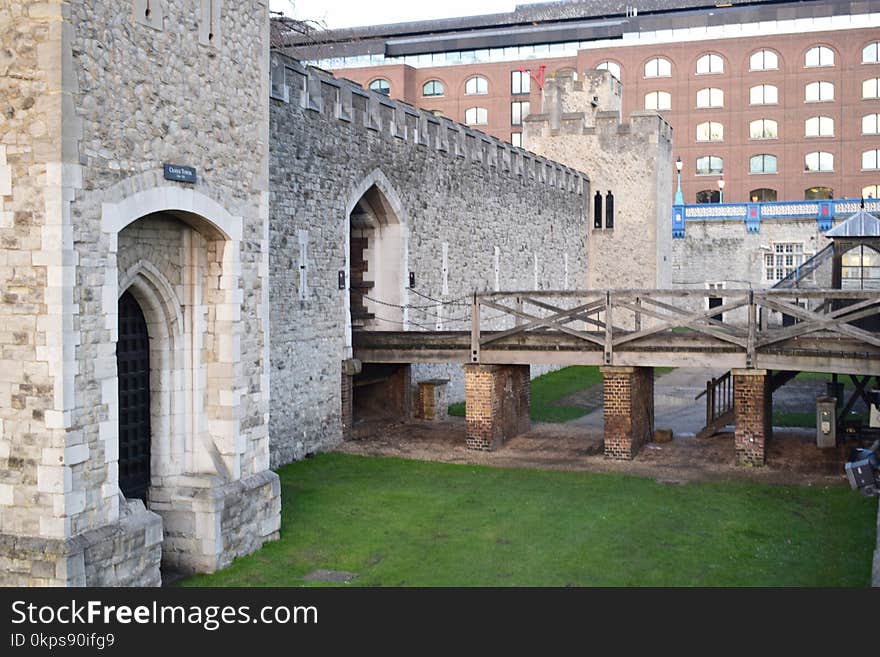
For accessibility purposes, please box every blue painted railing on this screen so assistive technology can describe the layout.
[672,197,880,238]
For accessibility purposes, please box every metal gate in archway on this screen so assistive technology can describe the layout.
[117,290,152,500]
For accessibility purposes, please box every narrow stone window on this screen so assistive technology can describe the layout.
[605,192,614,230]
[594,191,603,229]
[199,0,222,46]
[298,229,309,301]
[134,0,163,30]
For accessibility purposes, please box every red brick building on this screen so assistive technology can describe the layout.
[279,0,880,204]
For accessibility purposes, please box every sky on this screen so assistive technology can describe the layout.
[269,0,530,30]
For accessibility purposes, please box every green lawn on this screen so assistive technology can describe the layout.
[179,453,877,587]
[449,365,672,423]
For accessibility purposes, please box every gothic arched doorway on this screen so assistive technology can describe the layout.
[117,290,152,501]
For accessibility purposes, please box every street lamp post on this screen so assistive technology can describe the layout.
[717,175,725,204]
[674,156,683,205]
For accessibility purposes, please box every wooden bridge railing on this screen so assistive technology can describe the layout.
[469,289,880,368]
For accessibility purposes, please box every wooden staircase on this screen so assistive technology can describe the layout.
[695,369,799,438]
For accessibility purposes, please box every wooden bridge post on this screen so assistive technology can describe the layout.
[464,364,530,450]
[732,369,771,466]
[600,366,654,460]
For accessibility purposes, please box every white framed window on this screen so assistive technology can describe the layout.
[369,78,390,95]
[863,184,880,198]
[750,119,778,140]
[644,57,671,78]
[805,45,835,67]
[805,81,834,102]
[865,42,880,64]
[696,121,723,142]
[696,53,724,74]
[750,84,778,105]
[511,101,530,125]
[750,154,778,174]
[841,245,880,289]
[511,70,530,95]
[864,78,880,99]
[863,113,880,134]
[750,49,779,71]
[805,116,834,137]
[764,243,808,283]
[596,61,621,79]
[805,151,833,172]
[696,87,723,108]
[863,149,880,170]
[644,91,671,110]
[465,107,487,125]
[465,76,488,95]
[696,155,723,175]
[422,80,445,97]
[511,132,522,147]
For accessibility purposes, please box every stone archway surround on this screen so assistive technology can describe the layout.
[100,185,279,576]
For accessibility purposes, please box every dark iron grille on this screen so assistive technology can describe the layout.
[117,291,151,501]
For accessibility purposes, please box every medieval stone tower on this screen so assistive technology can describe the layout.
[525,70,673,290]
[0,1,280,585]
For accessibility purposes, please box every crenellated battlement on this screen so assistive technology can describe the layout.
[270,52,588,196]
[524,70,673,145]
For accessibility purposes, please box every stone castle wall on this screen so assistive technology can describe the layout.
[268,53,590,466]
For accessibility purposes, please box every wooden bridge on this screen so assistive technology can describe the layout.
[352,289,880,465]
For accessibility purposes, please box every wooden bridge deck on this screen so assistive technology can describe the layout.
[353,329,880,375]
[353,289,880,375]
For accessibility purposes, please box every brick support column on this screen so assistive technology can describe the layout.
[464,364,530,450]
[341,372,353,440]
[416,379,449,421]
[733,369,771,466]
[601,366,654,460]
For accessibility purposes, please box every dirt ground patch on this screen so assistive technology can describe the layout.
[340,417,858,487]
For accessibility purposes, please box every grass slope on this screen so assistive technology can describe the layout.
[180,453,877,587]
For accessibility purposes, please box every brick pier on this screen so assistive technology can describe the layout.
[464,364,530,450]
[601,366,654,460]
[733,369,771,466]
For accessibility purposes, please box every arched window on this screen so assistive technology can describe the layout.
[750,188,777,202]
[644,57,671,78]
[465,76,488,95]
[750,154,778,174]
[369,78,390,95]
[593,191,603,228]
[805,151,833,172]
[605,191,615,229]
[644,91,671,110]
[750,49,778,71]
[696,121,724,141]
[805,45,835,67]
[863,149,880,170]
[596,61,621,79]
[750,84,778,105]
[805,116,834,137]
[696,155,723,175]
[863,184,880,198]
[864,42,880,64]
[863,114,880,134]
[805,186,833,200]
[696,87,723,108]
[750,119,778,140]
[841,246,880,289]
[696,189,720,204]
[863,78,880,99]
[464,107,487,125]
[422,80,445,97]
[696,53,724,74]
[805,81,834,102]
